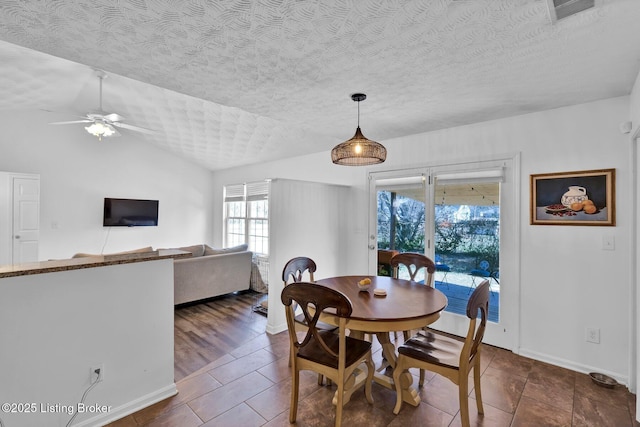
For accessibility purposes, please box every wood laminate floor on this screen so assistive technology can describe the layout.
[107,291,638,427]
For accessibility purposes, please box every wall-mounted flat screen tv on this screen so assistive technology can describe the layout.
[103,198,159,227]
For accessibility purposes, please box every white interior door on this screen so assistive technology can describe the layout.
[12,175,40,264]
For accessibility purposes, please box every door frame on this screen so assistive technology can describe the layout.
[368,155,520,351]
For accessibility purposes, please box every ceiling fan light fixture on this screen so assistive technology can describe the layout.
[85,120,116,141]
[331,93,386,166]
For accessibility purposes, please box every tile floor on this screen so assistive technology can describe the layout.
[108,298,638,427]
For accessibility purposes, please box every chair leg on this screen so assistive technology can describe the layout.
[289,368,299,423]
[335,374,344,427]
[473,360,484,415]
[458,373,470,427]
[419,369,426,387]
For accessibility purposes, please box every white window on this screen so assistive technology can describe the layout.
[223,181,269,255]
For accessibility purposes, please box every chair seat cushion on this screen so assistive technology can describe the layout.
[294,313,337,331]
[436,264,451,272]
[398,330,463,370]
[469,269,490,277]
[298,330,371,368]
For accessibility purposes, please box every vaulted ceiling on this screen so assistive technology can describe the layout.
[1,0,639,171]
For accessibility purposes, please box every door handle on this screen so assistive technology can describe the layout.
[14,235,20,239]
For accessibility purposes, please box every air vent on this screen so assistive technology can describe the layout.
[547,0,596,22]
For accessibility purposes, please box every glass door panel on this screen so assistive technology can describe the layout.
[434,181,500,322]
[374,174,427,280]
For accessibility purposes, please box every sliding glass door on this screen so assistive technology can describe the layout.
[369,158,518,350]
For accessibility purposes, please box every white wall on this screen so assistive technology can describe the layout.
[0,259,176,427]
[213,96,635,385]
[265,178,351,334]
[0,110,215,262]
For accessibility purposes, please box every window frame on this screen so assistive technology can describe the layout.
[223,181,270,255]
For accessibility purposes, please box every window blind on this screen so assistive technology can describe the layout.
[434,167,504,185]
[224,183,245,202]
[246,180,269,201]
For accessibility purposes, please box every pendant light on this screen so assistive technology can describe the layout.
[331,93,386,166]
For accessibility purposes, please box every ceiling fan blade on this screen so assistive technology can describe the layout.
[49,120,93,125]
[103,113,125,122]
[111,121,157,135]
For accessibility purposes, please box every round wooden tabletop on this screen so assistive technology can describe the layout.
[315,275,448,333]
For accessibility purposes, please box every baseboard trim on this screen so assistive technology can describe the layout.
[266,322,287,335]
[73,383,178,427]
[518,347,629,388]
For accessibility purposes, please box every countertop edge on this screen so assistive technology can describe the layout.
[0,249,192,278]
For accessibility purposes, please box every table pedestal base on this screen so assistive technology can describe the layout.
[331,368,370,406]
[373,332,421,406]
[331,331,422,407]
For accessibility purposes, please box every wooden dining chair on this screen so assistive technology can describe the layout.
[392,280,490,427]
[282,257,339,333]
[283,256,317,285]
[389,252,437,351]
[390,252,436,287]
[281,282,374,427]
[282,257,336,384]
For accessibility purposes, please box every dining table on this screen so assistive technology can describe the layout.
[314,275,448,407]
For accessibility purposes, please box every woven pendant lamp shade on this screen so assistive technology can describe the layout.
[331,93,386,166]
[331,126,386,165]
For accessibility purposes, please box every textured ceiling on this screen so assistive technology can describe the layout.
[1,0,640,171]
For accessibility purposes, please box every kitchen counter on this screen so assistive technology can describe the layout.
[0,249,190,278]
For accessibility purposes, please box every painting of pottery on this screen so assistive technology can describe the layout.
[530,169,615,226]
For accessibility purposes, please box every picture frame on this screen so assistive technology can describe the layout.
[530,168,615,226]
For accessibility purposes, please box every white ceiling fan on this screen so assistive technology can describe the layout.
[49,70,156,141]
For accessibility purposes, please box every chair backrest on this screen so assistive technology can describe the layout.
[462,279,490,366]
[281,282,352,359]
[377,249,398,265]
[282,257,317,284]
[390,252,436,286]
[377,249,398,276]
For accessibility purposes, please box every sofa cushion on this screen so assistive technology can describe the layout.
[72,246,154,258]
[204,244,248,256]
[177,244,206,257]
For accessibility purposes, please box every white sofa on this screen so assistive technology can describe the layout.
[171,244,253,305]
[73,244,254,305]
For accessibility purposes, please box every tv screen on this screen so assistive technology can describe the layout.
[103,198,159,227]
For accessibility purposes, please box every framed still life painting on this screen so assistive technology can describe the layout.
[530,168,615,226]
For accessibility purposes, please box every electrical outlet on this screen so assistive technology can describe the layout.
[90,364,104,383]
[602,236,615,251]
[586,328,600,344]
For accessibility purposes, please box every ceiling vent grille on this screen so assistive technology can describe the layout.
[547,0,596,22]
